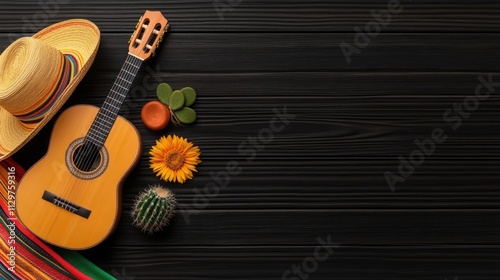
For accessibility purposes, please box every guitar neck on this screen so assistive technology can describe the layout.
[86,54,143,148]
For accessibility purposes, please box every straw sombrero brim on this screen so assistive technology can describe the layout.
[0,19,100,161]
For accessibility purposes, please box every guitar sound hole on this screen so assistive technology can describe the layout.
[72,143,102,172]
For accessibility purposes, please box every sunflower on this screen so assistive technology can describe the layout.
[149,135,201,183]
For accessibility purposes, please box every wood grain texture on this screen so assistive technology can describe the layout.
[5,33,500,72]
[2,0,500,279]
[0,0,500,32]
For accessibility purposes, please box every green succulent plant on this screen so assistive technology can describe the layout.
[131,185,176,234]
[156,82,197,125]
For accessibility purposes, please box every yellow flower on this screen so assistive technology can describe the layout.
[149,135,201,184]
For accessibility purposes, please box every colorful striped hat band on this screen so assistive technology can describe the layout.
[0,19,100,161]
[0,37,77,123]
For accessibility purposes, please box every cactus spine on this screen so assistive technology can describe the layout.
[131,185,176,234]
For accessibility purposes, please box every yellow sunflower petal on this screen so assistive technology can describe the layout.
[149,134,201,184]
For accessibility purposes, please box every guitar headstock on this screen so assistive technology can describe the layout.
[128,10,168,60]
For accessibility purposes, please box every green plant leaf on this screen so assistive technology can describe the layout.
[174,107,197,124]
[156,83,173,105]
[181,87,197,106]
[169,90,185,110]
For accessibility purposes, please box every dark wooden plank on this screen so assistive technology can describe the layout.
[87,210,500,246]
[5,31,500,71]
[96,33,500,72]
[5,33,500,72]
[85,246,500,280]
[1,0,500,32]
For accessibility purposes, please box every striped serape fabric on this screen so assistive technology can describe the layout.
[0,157,115,280]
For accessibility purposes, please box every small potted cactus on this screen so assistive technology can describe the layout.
[131,184,176,234]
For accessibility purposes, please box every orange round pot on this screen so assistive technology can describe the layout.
[141,100,171,130]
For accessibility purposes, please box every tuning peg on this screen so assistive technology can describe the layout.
[128,33,135,44]
[135,16,143,29]
[159,25,169,43]
[152,51,156,57]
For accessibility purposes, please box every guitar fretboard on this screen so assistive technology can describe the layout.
[85,54,143,148]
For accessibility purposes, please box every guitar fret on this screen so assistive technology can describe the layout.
[105,102,120,110]
[86,54,143,149]
[87,133,104,145]
[95,118,113,129]
[85,130,103,144]
[98,116,114,126]
[108,92,123,102]
[89,123,108,137]
[115,83,128,91]
[93,118,113,131]
[99,114,115,125]
[101,106,115,114]
[89,135,105,146]
[125,60,139,68]
[85,136,99,146]
[90,131,108,143]
[104,99,121,110]
[122,69,134,76]
[102,114,116,123]
[118,76,132,84]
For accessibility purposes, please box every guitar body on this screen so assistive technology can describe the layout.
[16,104,141,250]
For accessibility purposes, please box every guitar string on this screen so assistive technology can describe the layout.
[58,54,141,242]
[73,55,140,180]
[70,55,130,179]
[59,53,127,218]
[72,22,153,175]
[77,55,140,172]
[54,54,142,240]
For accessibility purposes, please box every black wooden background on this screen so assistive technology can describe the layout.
[2,0,500,279]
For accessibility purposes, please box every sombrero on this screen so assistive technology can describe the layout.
[0,19,100,161]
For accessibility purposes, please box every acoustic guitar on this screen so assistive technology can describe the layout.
[16,11,168,250]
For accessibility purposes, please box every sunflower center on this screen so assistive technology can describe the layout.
[165,150,184,171]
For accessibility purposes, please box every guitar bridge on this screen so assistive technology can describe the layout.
[42,191,91,219]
